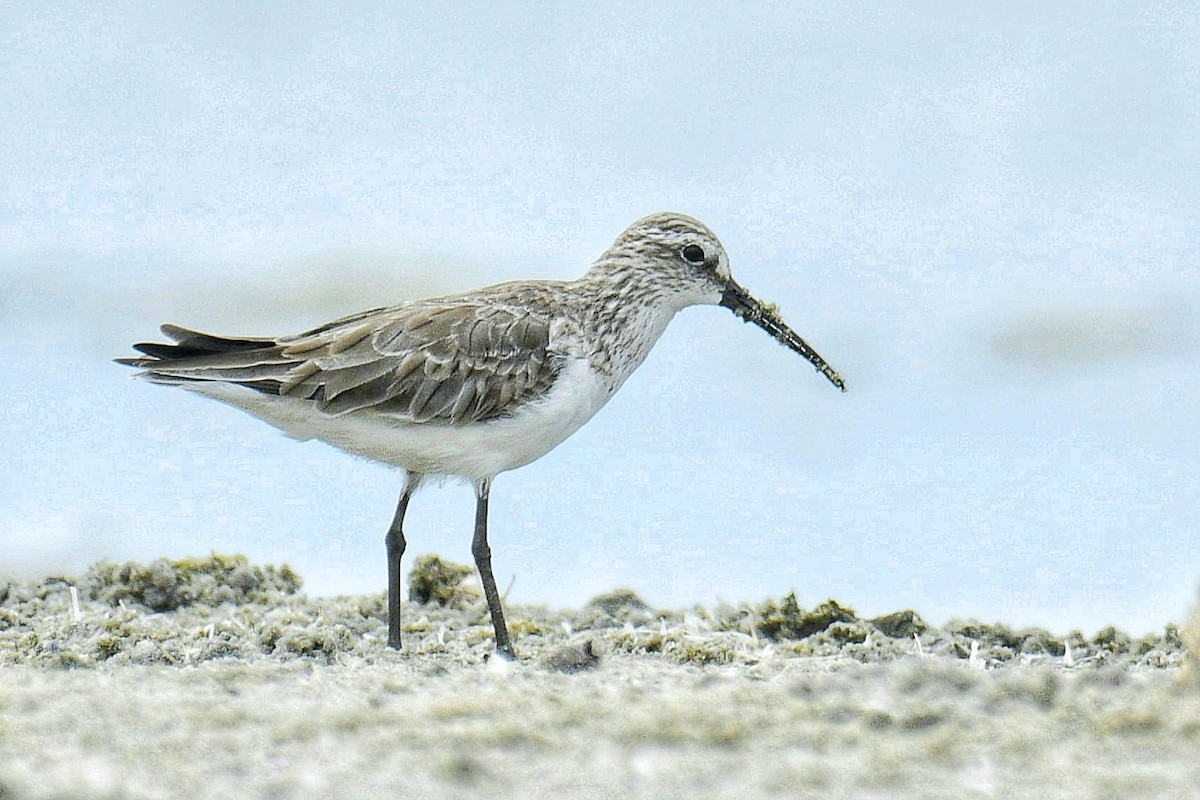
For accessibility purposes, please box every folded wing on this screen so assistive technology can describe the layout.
[117,302,561,425]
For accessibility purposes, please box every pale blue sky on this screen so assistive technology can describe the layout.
[3,1,1198,634]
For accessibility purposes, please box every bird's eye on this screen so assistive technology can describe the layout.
[681,244,706,264]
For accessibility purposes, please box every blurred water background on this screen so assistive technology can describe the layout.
[2,1,1197,634]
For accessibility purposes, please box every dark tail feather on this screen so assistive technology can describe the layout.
[116,324,278,365]
[160,323,275,352]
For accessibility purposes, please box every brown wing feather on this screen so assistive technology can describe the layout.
[284,303,560,423]
[121,298,564,426]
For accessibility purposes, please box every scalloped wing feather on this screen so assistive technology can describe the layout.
[128,299,563,427]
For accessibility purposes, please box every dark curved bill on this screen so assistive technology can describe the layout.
[720,280,846,392]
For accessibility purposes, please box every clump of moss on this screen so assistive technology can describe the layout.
[573,588,658,630]
[665,639,742,666]
[408,555,477,607]
[509,618,548,637]
[84,554,301,612]
[94,634,124,661]
[586,588,650,617]
[0,607,22,631]
[1012,628,1066,657]
[1092,625,1133,654]
[870,609,928,638]
[606,627,745,666]
[943,620,1067,660]
[756,594,857,641]
[540,640,600,673]
[260,625,345,661]
[821,621,870,645]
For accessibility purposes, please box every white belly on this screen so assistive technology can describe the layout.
[176,356,615,481]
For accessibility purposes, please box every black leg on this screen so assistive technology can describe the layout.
[471,478,515,658]
[385,474,421,650]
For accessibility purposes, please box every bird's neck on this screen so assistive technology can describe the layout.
[570,264,683,387]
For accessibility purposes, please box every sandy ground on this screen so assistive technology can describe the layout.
[2,555,1198,800]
